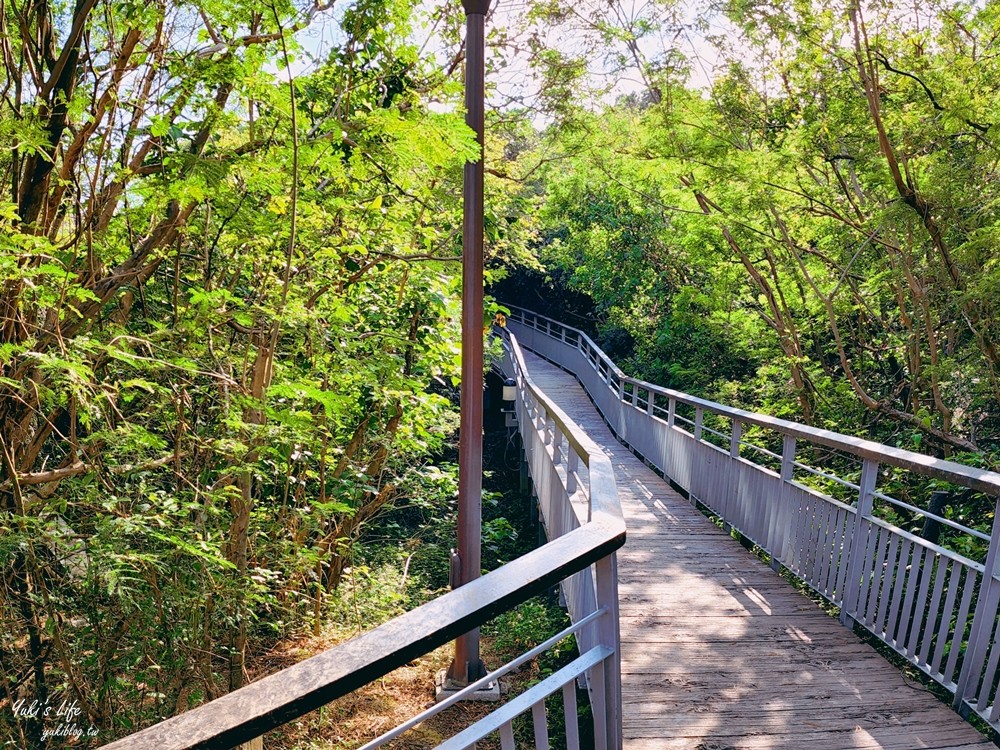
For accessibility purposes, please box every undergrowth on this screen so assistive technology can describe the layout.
[255,417,594,749]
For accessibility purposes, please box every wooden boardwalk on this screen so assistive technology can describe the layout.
[522,350,995,750]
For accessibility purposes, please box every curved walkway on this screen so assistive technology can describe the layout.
[522,349,994,750]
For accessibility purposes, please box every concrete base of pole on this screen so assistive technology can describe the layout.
[434,669,501,703]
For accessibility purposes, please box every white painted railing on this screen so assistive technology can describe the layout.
[507,306,1000,731]
[104,325,624,750]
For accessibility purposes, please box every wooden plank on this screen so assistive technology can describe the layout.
[620,671,927,690]
[621,687,960,712]
[623,727,992,750]
[618,623,864,642]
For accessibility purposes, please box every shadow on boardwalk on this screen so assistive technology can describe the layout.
[522,350,995,750]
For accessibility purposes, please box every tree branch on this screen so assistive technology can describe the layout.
[874,51,991,134]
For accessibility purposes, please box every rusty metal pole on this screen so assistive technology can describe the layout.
[447,0,490,687]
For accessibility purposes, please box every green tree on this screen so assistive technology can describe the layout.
[494,0,1000,460]
[0,0,475,744]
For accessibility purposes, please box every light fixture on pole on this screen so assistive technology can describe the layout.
[502,377,516,404]
[501,377,517,429]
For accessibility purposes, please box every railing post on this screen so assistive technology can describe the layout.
[667,398,676,427]
[780,436,795,481]
[729,420,742,458]
[594,553,622,750]
[646,390,654,416]
[552,426,563,466]
[694,408,703,440]
[839,459,878,628]
[954,494,1000,711]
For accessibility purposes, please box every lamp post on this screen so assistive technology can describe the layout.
[447,0,491,687]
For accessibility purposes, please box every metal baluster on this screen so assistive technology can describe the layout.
[499,722,515,750]
[531,702,550,750]
[562,682,581,750]
[566,450,578,496]
[930,561,961,676]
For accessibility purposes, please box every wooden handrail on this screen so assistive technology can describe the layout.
[103,325,625,750]
[507,306,1000,497]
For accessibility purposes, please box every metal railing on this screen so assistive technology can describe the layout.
[103,326,625,750]
[506,306,1000,732]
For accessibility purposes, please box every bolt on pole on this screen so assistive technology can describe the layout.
[448,0,491,687]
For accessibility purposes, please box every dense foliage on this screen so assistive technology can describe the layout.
[3,0,1000,745]
[0,0,478,744]
[494,0,1000,465]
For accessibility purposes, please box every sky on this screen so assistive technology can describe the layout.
[281,0,733,117]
